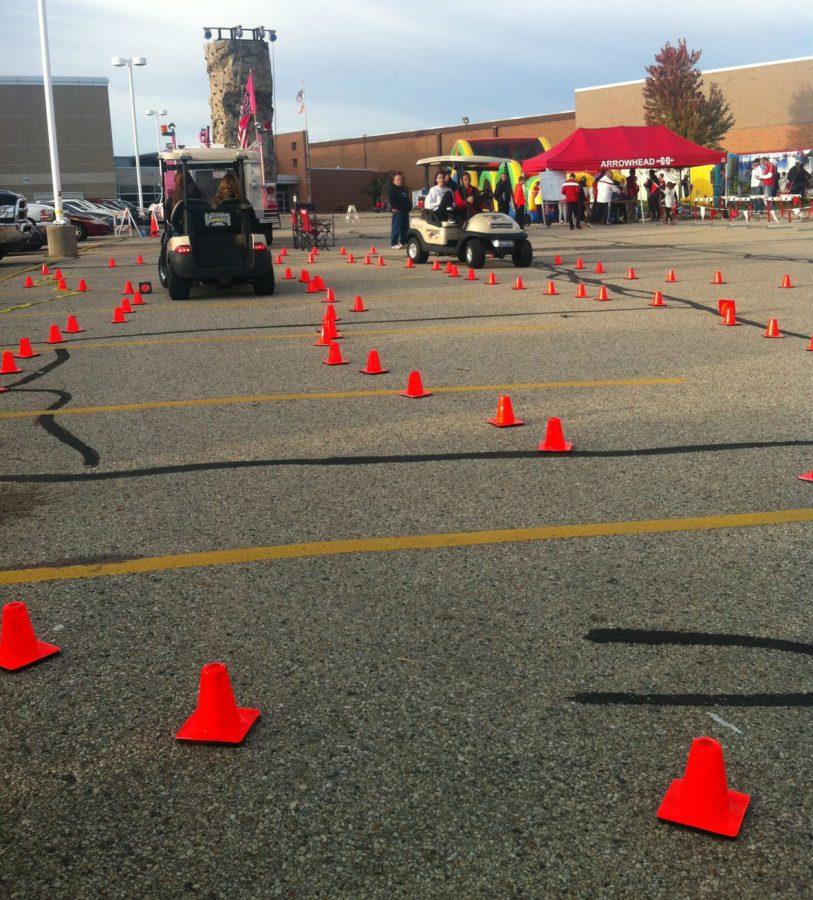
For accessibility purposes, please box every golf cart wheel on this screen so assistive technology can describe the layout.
[463,239,486,269]
[253,268,275,296]
[167,265,190,300]
[512,239,533,268]
[74,222,87,242]
[406,236,428,264]
[157,247,170,287]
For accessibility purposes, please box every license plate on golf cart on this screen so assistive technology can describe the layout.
[492,239,514,248]
[204,212,231,227]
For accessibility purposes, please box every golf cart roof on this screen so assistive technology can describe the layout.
[158,148,250,163]
[416,155,508,168]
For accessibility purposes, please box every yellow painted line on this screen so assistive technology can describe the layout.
[1,507,810,586]
[0,376,682,419]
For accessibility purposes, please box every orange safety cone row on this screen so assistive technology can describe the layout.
[711,270,724,284]
[431,260,441,271]
[512,276,526,291]
[594,261,605,274]
[400,370,431,398]
[721,306,738,326]
[553,254,563,265]
[780,273,792,288]
[299,268,310,283]
[405,257,415,269]
[323,341,348,366]
[108,257,116,268]
[657,737,749,837]
[575,257,584,270]
[0,351,22,375]
[545,280,558,295]
[537,417,572,453]
[625,267,637,280]
[488,395,523,428]
[136,254,145,265]
[121,297,134,314]
[596,285,610,301]
[360,349,387,375]
[132,291,145,306]
[650,290,666,307]
[467,268,478,281]
[352,295,366,312]
[575,283,587,299]
[486,272,497,285]
[16,338,39,359]
[65,315,84,334]
[123,280,134,295]
[283,267,293,280]
[0,601,60,671]
[47,324,63,343]
[763,317,783,338]
[77,278,88,292]
[23,275,34,288]
[175,662,259,744]
[377,255,385,267]
[666,269,677,282]
[111,307,127,324]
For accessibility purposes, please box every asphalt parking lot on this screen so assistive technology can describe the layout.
[0,218,811,898]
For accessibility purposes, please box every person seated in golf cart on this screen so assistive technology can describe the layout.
[424,171,455,221]
[453,172,480,222]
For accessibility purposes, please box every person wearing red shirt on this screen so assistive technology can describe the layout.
[561,173,581,230]
[453,172,480,222]
[513,175,527,228]
[759,156,777,200]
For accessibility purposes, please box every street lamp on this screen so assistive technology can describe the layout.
[112,55,147,211]
[145,108,168,154]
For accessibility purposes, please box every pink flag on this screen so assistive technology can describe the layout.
[237,70,256,148]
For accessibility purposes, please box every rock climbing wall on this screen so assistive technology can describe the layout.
[205,38,276,180]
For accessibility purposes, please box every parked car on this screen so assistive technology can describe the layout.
[0,191,38,259]
[37,201,114,241]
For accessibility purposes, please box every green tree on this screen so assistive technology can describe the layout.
[643,40,735,149]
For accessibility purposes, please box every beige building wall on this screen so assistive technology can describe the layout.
[575,57,813,153]
[0,77,116,198]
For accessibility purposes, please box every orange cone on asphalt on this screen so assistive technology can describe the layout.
[111,307,127,324]
[449,265,460,278]
[57,278,68,291]
[545,280,558,295]
[121,297,134,314]
[537,417,572,453]
[657,736,749,837]
[65,315,84,334]
[712,270,724,284]
[575,283,587,299]
[0,601,60,671]
[175,662,259,744]
[16,338,39,359]
[405,257,414,269]
[108,257,116,268]
[798,470,813,481]
[312,275,326,291]
[54,269,62,281]
[323,341,348,366]
[512,276,526,291]
[626,267,637,280]
[339,245,347,255]
[150,211,159,237]
[314,325,332,346]
[666,269,677,282]
[806,336,813,351]
[377,255,385,267]
[650,290,666,307]
[324,287,335,303]
[780,273,792,288]
[0,351,21,374]
[306,279,320,295]
[283,267,293,280]
[486,272,497,285]
[467,268,478,281]
[369,245,377,255]
[554,254,563,265]
[132,291,144,306]
[23,276,34,288]
[346,253,356,264]
[594,260,605,274]
[47,324,63,343]
[352,295,366,312]
[488,395,523,428]
[274,254,282,265]
[717,298,734,315]
[364,254,372,265]
[77,278,88,292]
[123,280,134,294]
[299,268,310,283]
[721,306,738,326]
[763,318,782,338]
[445,261,454,274]
[400,370,431,398]
[136,254,145,265]
[360,349,388,375]
[41,264,49,276]
[324,303,338,323]
[431,260,441,271]
[307,250,316,264]
[280,247,287,257]
[575,257,584,270]
[319,317,339,341]
[596,285,610,301]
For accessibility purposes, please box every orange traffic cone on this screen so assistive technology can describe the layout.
[0,351,21,375]
[721,306,738,326]
[405,257,415,269]
[314,325,332,347]
[0,601,60,671]
[280,247,288,257]
[122,280,134,295]
[626,267,637,280]
[798,469,813,481]
[308,250,316,265]
[339,245,347,255]
[16,338,39,359]
[717,298,734,315]
[175,662,259,744]
[763,318,782,338]
[121,297,134,314]
[23,276,34,288]
[666,269,677,282]
[488,395,523,428]
[650,291,666,307]
[364,254,372,265]
[377,255,385,267]
[111,307,127,324]
[657,736,749,837]
[445,261,454,274]
[136,254,145,265]
[538,417,572,453]
[400,370,431,398]
[806,336,813,352]
[512,276,526,291]
[486,272,497,285]
[57,278,68,291]
[449,265,460,278]
[77,278,88,292]
[780,273,792,288]
[575,283,587,299]
[324,303,338,323]
[594,261,605,274]
[575,257,584,270]
[312,275,326,291]
[47,324,63,343]
[596,285,610,301]
[41,264,49,276]
[274,254,283,265]
[545,280,558,295]
[347,253,356,264]
[108,257,116,268]
[712,270,724,284]
[306,280,320,295]
[132,291,144,306]
[352,295,366,312]
[369,245,377,255]
[554,254,563,265]
[283,267,293,280]
[150,210,159,237]
[360,349,387,375]
[431,260,441,271]
[323,341,348,366]
[299,268,310,283]
[319,317,339,341]
[65,315,84,334]
[54,269,62,281]
[467,268,478,281]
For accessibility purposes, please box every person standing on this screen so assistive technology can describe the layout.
[759,156,777,202]
[749,158,764,212]
[593,169,618,224]
[513,175,528,228]
[625,168,639,224]
[388,172,412,249]
[478,181,495,211]
[561,173,581,230]
[495,171,512,214]
[644,168,661,221]
[577,176,589,225]
[787,154,810,199]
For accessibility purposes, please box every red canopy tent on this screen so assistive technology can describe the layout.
[522,125,725,174]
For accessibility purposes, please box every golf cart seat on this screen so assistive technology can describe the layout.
[170,198,213,235]
[423,208,459,228]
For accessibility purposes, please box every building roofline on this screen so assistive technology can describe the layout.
[575,55,813,93]
[0,75,110,86]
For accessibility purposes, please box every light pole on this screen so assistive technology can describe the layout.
[112,56,146,211]
[35,0,65,224]
[145,108,167,154]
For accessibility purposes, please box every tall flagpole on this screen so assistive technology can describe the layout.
[36,0,65,224]
[301,80,312,202]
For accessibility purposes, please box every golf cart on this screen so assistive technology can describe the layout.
[405,155,532,269]
[158,149,274,300]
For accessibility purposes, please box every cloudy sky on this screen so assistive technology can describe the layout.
[4,0,812,154]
